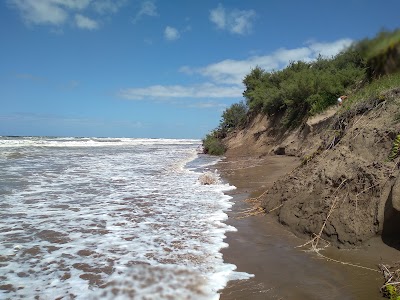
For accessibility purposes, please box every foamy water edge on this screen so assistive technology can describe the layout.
[0,137,253,299]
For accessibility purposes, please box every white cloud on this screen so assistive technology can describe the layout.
[132,0,158,23]
[8,0,69,25]
[164,26,180,41]
[7,0,125,29]
[56,0,92,10]
[75,14,99,30]
[210,4,256,35]
[209,4,225,29]
[118,83,243,100]
[188,101,227,109]
[92,0,127,14]
[181,39,353,85]
[307,39,354,58]
[230,9,256,35]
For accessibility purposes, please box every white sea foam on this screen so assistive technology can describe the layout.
[0,137,253,299]
[0,137,200,148]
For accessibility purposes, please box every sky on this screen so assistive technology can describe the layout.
[1,0,399,139]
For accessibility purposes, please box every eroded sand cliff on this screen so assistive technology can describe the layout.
[223,88,400,248]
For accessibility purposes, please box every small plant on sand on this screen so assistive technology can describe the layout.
[380,263,400,299]
[388,134,400,161]
[383,285,400,300]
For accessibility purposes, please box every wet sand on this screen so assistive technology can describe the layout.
[218,155,399,299]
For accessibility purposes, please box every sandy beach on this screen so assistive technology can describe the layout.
[218,155,399,299]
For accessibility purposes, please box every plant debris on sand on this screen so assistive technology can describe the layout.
[380,263,400,299]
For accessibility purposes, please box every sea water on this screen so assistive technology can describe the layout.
[0,137,252,299]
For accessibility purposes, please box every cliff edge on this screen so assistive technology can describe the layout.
[223,88,400,248]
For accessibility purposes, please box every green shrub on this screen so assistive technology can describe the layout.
[355,29,400,60]
[242,50,364,127]
[388,134,400,161]
[204,28,400,152]
[383,284,400,300]
[219,101,248,132]
[202,133,226,156]
[353,29,400,80]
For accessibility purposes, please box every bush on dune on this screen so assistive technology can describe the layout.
[202,132,226,155]
[242,50,365,127]
[202,101,248,155]
[202,28,400,154]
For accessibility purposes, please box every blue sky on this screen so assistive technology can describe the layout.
[1,0,399,138]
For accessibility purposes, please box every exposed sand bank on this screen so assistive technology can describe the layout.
[218,154,399,299]
[221,89,400,248]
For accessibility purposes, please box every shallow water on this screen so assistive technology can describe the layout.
[0,137,252,299]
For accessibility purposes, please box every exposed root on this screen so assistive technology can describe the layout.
[311,179,347,249]
[316,252,379,273]
[235,190,269,219]
[235,206,265,219]
[295,178,382,274]
[245,189,269,203]
[327,97,386,150]
[268,203,283,213]
[350,99,387,141]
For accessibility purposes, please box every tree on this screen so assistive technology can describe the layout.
[219,101,248,132]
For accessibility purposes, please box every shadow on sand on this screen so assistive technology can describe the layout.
[381,188,400,250]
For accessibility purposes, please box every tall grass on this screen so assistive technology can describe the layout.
[356,29,400,59]
[347,73,400,105]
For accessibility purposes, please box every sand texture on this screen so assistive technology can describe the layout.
[218,154,398,299]
[218,88,400,298]
[223,88,400,248]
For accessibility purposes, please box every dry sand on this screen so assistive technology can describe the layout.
[217,155,399,299]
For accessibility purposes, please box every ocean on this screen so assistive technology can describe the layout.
[0,136,252,299]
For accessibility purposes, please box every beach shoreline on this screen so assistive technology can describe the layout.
[217,154,398,299]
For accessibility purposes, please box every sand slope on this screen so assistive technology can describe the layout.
[223,88,400,248]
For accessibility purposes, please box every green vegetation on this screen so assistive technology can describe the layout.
[218,101,248,137]
[347,72,400,106]
[202,132,226,155]
[202,101,247,155]
[383,284,400,300]
[243,49,365,127]
[203,28,400,155]
[354,29,400,80]
[355,29,400,60]
[388,134,400,161]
